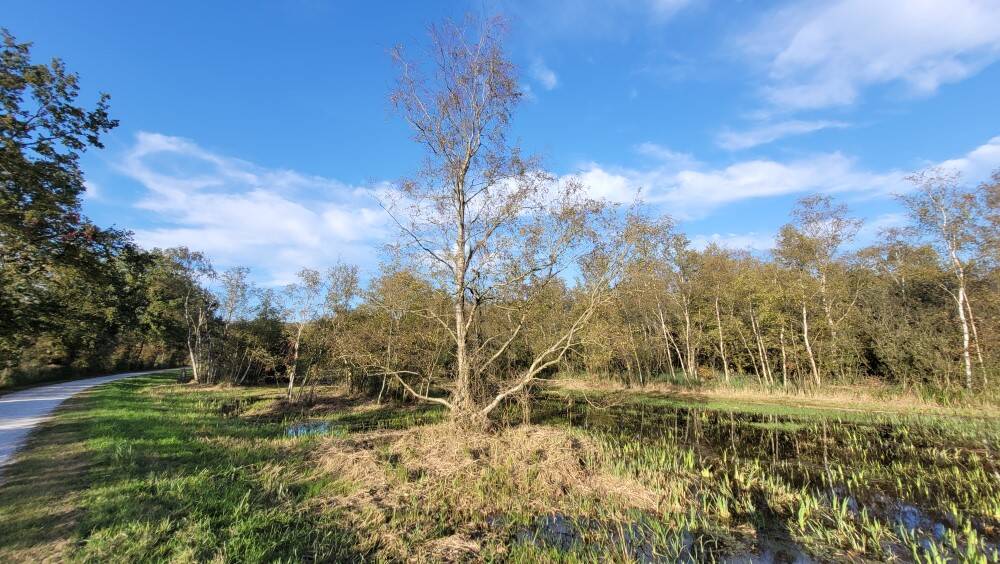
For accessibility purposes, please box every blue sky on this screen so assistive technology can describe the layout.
[8,0,1000,284]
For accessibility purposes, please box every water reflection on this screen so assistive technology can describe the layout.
[525,393,999,559]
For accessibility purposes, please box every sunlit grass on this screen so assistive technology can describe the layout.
[1,374,997,561]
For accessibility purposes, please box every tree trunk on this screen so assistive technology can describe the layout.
[956,286,973,389]
[184,292,200,384]
[749,305,772,385]
[287,324,304,399]
[452,195,475,420]
[964,295,988,386]
[682,302,697,380]
[737,324,762,385]
[715,297,730,383]
[657,303,686,379]
[802,303,821,387]
[187,346,199,384]
[779,326,789,388]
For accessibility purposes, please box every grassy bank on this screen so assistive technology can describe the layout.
[0,373,366,562]
[1,373,997,562]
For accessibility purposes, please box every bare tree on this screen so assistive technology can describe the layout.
[383,16,626,427]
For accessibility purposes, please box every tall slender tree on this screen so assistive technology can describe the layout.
[384,17,626,427]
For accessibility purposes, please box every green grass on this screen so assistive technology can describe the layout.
[1,374,998,562]
[0,374,366,562]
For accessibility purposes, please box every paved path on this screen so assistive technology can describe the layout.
[0,370,172,477]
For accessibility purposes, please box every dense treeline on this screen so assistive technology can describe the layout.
[177,175,998,401]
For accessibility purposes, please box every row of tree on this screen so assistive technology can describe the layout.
[170,18,998,429]
[174,171,997,401]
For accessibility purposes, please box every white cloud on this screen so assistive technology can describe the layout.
[114,132,1000,282]
[634,142,698,169]
[937,135,1000,182]
[118,132,389,284]
[567,153,899,217]
[530,59,558,90]
[740,0,1000,111]
[564,135,1000,218]
[690,231,775,252]
[717,120,849,150]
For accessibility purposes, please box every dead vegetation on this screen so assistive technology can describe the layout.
[552,375,1000,418]
[316,421,666,561]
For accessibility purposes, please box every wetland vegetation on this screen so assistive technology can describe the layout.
[2,373,997,562]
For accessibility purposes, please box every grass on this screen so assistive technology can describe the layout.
[552,373,1000,421]
[1,372,998,562]
[0,373,366,562]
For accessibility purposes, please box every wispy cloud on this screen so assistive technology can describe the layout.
[717,119,849,150]
[115,132,1000,280]
[634,142,697,169]
[563,135,1000,218]
[118,132,389,284]
[646,0,694,22]
[738,0,1000,111]
[530,58,558,90]
[689,231,776,252]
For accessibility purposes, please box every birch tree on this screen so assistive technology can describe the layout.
[900,169,985,388]
[384,17,626,428]
[282,268,326,398]
[776,195,860,385]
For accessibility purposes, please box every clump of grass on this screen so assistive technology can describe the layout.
[318,422,680,560]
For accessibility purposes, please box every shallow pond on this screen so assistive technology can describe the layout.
[517,392,1000,561]
[286,420,339,438]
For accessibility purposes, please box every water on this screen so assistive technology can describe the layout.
[513,393,1000,560]
[286,421,335,438]
[511,513,688,562]
[530,396,998,488]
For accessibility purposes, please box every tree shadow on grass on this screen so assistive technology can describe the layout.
[0,393,96,561]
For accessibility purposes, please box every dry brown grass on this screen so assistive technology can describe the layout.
[316,421,667,561]
[553,376,1000,418]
